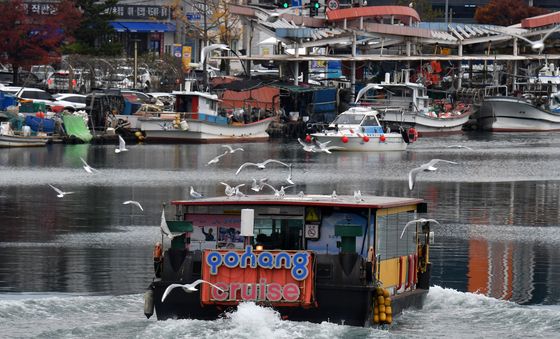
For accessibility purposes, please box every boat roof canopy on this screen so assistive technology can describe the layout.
[172,194,426,211]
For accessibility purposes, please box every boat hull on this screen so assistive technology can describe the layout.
[380,111,470,136]
[476,97,560,131]
[311,133,408,151]
[139,117,273,143]
[150,280,427,326]
[0,134,49,147]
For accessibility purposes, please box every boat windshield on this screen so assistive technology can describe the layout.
[332,113,364,125]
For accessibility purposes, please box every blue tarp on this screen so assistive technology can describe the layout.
[25,116,55,133]
[110,21,175,33]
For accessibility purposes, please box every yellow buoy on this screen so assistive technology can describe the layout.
[378,295,385,305]
[134,131,142,137]
[386,306,392,315]
[385,297,391,306]
[379,312,386,322]
[379,304,385,313]
[373,314,379,323]
[386,314,392,324]
[373,306,379,315]
[383,289,390,298]
[376,287,384,295]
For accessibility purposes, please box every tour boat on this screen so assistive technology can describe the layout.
[144,193,435,327]
[310,106,417,152]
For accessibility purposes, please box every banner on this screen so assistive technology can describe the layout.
[182,46,192,72]
[173,44,182,58]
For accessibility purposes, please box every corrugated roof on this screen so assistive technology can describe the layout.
[220,86,280,111]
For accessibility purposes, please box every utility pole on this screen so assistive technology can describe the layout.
[202,0,208,89]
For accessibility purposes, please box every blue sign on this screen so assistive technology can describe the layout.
[291,0,301,8]
[186,12,201,21]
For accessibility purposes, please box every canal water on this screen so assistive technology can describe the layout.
[1,132,560,338]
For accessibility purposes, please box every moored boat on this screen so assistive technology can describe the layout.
[0,122,48,147]
[145,193,436,327]
[355,72,472,136]
[136,86,273,143]
[475,84,560,132]
[310,106,416,152]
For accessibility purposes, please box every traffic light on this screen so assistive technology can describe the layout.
[310,0,320,17]
[278,0,290,8]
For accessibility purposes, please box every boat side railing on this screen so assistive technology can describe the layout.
[484,85,508,97]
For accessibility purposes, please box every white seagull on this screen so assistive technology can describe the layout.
[286,164,295,185]
[190,186,204,199]
[446,145,473,151]
[222,145,244,154]
[115,135,128,153]
[408,159,458,190]
[80,157,98,174]
[353,190,364,202]
[48,184,74,198]
[123,200,143,211]
[331,190,338,199]
[262,183,294,199]
[250,178,269,192]
[220,182,245,197]
[235,159,291,175]
[206,151,229,166]
[400,218,440,239]
[315,139,345,153]
[161,280,225,302]
[200,44,230,68]
[297,138,317,152]
[491,25,560,53]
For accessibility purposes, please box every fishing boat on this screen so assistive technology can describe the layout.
[356,71,472,136]
[0,122,48,147]
[135,82,273,143]
[475,83,560,132]
[309,106,417,151]
[144,193,435,327]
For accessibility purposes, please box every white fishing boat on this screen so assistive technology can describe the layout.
[0,122,48,147]
[355,71,472,136]
[136,87,273,143]
[475,84,560,132]
[310,106,417,152]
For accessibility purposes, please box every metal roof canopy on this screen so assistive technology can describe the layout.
[219,54,560,62]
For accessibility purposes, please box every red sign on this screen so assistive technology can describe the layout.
[200,248,315,307]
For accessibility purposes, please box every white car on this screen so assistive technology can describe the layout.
[0,86,86,112]
[52,93,87,110]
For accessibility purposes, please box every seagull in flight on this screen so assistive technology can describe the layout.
[446,145,473,151]
[297,138,317,152]
[490,25,560,53]
[408,159,458,190]
[48,184,74,198]
[235,159,291,175]
[190,186,204,199]
[400,218,440,239]
[222,145,244,154]
[286,165,295,185]
[161,280,225,302]
[115,135,128,154]
[251,178,268,192]
[262,183,294,199]
[206,151,228,166]
[315,139,345,153]
[80,157,98,174]
[123,200,143,211]
[221,182,245,197]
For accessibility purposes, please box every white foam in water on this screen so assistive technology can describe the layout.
[394,286,560,338]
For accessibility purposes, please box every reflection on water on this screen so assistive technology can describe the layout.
[0,133,559,306]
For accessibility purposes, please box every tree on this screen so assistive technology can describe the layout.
[0,0,81,83]
[66,0,121,56]
[475,0,549,26]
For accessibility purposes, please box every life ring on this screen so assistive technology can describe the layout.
[407,128,418,142]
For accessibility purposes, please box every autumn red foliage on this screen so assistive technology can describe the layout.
[475,0,549,26]
[0,0,81,82]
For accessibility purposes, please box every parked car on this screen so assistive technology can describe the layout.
[47,69,92,94]
[30,65,55,88]
[1,86,85,112]
[52,93,87,110]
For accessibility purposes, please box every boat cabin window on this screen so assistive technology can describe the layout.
[332,113,364,125]
[376,209,417,260]
[361,115,380,127]
[254,218,304,250]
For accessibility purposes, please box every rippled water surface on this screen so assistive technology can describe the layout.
[1,132,560,338]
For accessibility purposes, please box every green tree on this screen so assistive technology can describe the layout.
[66,0,122,56]
[475,0,549,26]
